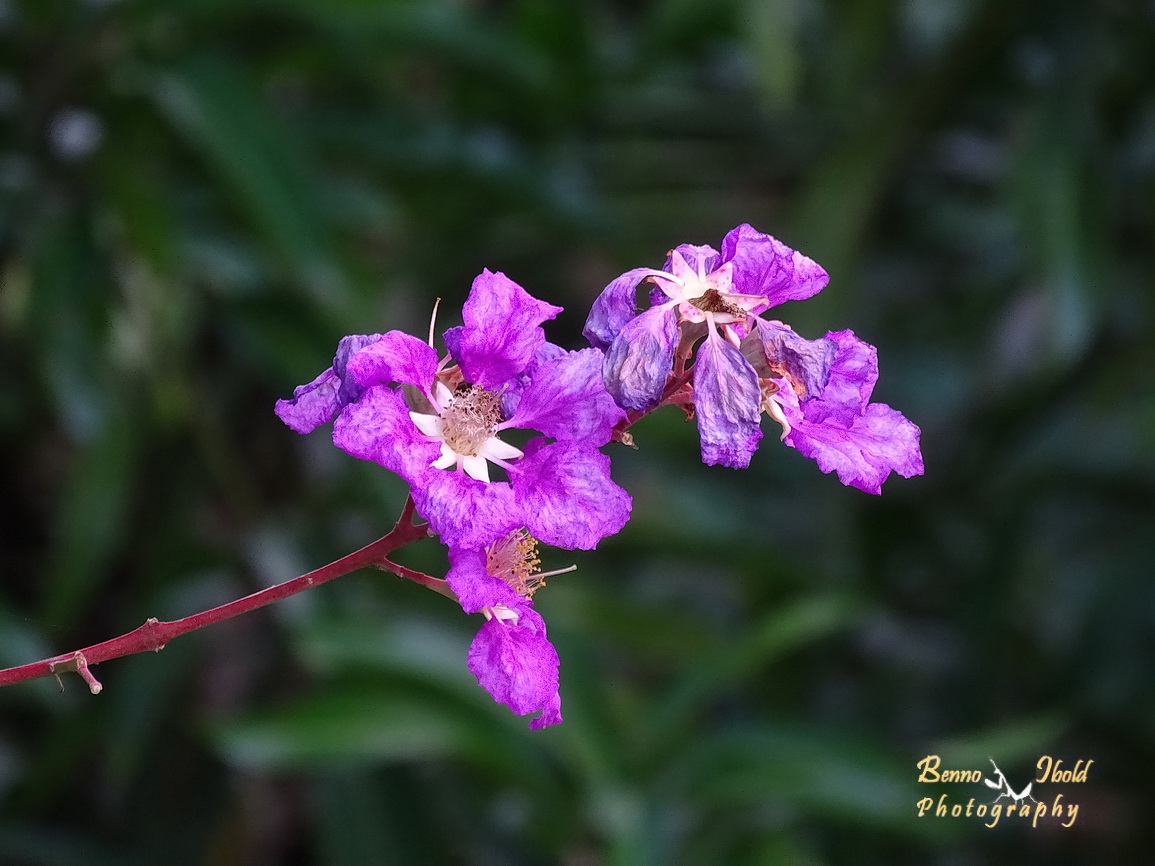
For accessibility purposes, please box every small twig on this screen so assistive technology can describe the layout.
[379,559,457,601]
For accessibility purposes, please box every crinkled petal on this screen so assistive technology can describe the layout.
[693,333,763,468]
[413,472,521,549]
[582,267,654,350]
[345,330,439,390]
[528,691,562,730]
[443,270,563,389]
[275,368,342,434]
[446,547,524,614]
[800,329,877,427]
[512,440,631,550]
[776,382,924,494]
[500,341,568,417]
[468,608,561,727]
[664,243,720,277]
[505,348,626,445]
[332,386,439,484]
[603,304,679,411]
[333,333,384,401]
[745,320,837,401]
[719,224,828,307]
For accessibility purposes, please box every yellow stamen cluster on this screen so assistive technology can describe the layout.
[486,528,547,598]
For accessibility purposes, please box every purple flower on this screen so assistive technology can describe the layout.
[279,269,631,548]
[584,224,923,491]
[446,531,565,729]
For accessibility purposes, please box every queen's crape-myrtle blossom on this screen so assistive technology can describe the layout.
[277,269,632,550]
[584,223,924,493]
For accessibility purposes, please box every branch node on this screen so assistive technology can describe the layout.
[48,652,103,695]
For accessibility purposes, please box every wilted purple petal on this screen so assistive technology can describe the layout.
[345,330,439,390]
[528,692,562,730]
[720,224,828,307]
[506,348,625,445]
[444,270,562,389]
[333,333,384,402]
[664,243,720,276]
[603,303,679,411]
[748,320,837,400]
[583,267,654,350]
[799,330,877,427]
[693,333,763,468]
[468,607,561,727]
[275,333,385,433]
[512,440,631,550]
[775,381,923,494]
[332,385,439,484]
[445,547,523,614]
[414,472,522,549]
[275,368,342,434]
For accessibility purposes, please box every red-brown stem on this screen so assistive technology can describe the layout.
[0,496,440,692]
[381,559,457,600]
[613,366,695,439]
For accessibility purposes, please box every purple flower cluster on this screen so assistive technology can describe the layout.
[584,223,923,493]
[277,224,923,729]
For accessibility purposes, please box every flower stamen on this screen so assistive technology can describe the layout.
[486,528,576,599]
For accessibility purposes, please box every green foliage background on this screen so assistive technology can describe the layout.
[2,0,1153,862]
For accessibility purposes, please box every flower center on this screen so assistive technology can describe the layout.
[487,528,546,598]
[409,378,524,482]
[441,384,502,457]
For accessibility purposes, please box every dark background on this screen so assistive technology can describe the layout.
[2,0,1153,863]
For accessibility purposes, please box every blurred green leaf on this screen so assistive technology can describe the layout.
[41,412,138,627]
[674,724,937,836]
[152,56,348,310]
[649,593,864,752]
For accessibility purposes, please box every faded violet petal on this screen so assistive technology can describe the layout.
[332,385,439,484]
[583,267,653,350]
[747,320,837,401]
[719,223,828,307]
[345,330,439,390]
[664,243,720,276]
[603,304,679,411]
[528,691,562,730]
[444,269,563,389]
[799,330,877,427]
[693,334,763,468]
[784,400,924,494]
[275,332,384,433]
[468,608,561,727]
[275,368,341,434]
[446,547,523,614]
[333,333,384,402]
[414,472,521,549]
[506,348,625,445]
[513,440,631,550]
